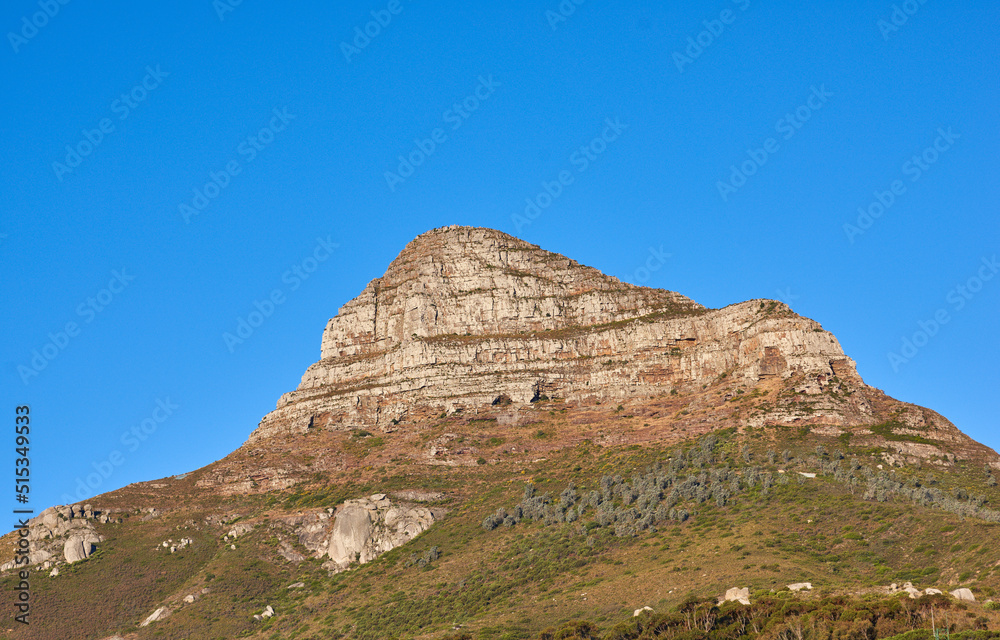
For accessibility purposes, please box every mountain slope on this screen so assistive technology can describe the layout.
[2,226,999,640]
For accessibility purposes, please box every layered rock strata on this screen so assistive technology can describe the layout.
[250,226,860,442]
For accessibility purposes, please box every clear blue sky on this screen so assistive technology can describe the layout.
[2,1,997,511]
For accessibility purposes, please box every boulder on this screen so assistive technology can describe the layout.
[288,582,305,589]
[722,587,751,606]
[63,535,93,564]
[278,542,305,563]
[140,607,170,627]
[323,496,436,572]
[40,507,59,530]
[183,594,197,603]
[633,606,653,617]
[326,503,372,570]
[925,588,943,595]
[788,582,813,592]
[951,588,975,602]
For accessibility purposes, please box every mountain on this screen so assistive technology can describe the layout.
[3,226,1000,640]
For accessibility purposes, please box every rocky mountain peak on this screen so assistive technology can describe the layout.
[244,227,865,449]
[321,225,701,360]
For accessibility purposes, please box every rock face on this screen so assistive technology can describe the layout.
[722,587,751,605]
[193,225,996,497]
[323,494,435,572]
[140,607,170,627]
[0,504,107,572]
[63,534,98,563]
[249,226,864,443]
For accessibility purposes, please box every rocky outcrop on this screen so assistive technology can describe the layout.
[253,605,275,621]
[323,494,435,572]
[140,607,170,626]
[249,226,865,443]
[208,225,994,491]
[63,533,99,563]
[1,504,107,572]
[265,494,439,571]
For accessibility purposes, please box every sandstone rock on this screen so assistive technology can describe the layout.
[788,582,813,592]
[247,227,863,446]
[325,503,373,569]
[163,226,994,499]
[49,567,59,577]
[324,495,436,572]
[140,607,170,626]
[925,588,943,595]
[262,605,275,618]
[30,549,52,566]
[279,541,306,563]
[228,523,253,538]
[633,606,653,617]
[272,511,331,555]
[951,588,975,602]
[63,535,94,564]
[288,582,305,589]
[722,587,751,606]
[183,594,196,603]
[40,507,59,530]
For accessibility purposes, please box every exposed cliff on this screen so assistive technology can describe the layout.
[249,226,864,443]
